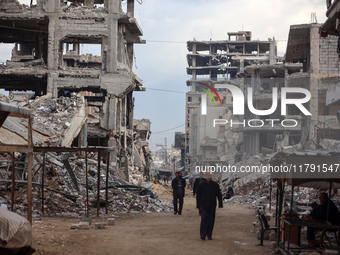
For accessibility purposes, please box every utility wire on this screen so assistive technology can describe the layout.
[153,124,185,134]
[145,87,187,94]
[0,24,292,43]
[146,40,186,43]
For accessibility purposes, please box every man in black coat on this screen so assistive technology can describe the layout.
[193,172,206,196]
[196,172,223,240]
[172,171,186,215]
[193,173,206,215]
[305,192,340,247]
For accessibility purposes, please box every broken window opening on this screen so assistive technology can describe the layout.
[62,0,105,8]
[122,0,127,13]
[17,0,35,6]
[0,43,15,65]
[61,43,102,69]
[1,41,46,67]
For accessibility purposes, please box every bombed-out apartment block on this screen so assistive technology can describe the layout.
[236,23,340,156]
[174,132,185,168]
[132,119,152,181]
[185,32,277,169]
[0,0,145,181]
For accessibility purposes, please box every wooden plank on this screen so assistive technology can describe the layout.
[27,116,33,225]
[0,145,33,152]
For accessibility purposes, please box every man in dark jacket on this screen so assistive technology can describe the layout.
[193,172,206,196]
[193,173,206,215]
[305,192,340,247]
[172,171,186,215]
[197,172,223,240]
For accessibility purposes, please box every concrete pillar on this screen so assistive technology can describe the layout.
[116,98,121,132]
[117,26,124,63]
[43,0,58,12]
[127,43,133,68]
[107,0,120,14]
[309,25,320,141]
[240,60,244,73]
[108,138,117,174]
[78,124,87,147]
[284,67,289,87]
[192,42,197,91]
[107,19,118,72]
[127,0,134,17]
[47,73,58,97]
[58,42,63,66]
[47,15,57,70]
[78,124,87,157]
[108,97,116,130]
[269,41,276,65]
[74,43,80,55]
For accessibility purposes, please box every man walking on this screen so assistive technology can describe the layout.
[172,171,186,215]
[193,172,206,215]
[197,172,223,240]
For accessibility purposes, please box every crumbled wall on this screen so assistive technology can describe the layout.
[319,35,340,74]
[0,0,23,13]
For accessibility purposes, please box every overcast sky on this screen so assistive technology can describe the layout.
[0,0,328,150]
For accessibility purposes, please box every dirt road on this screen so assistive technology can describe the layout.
[32,194,273,255]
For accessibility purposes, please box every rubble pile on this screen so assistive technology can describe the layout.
[222,139,340,212]
[0,92,86,147]
[31,94,85,146]
[129,119,152,184]
[0,152,172,217]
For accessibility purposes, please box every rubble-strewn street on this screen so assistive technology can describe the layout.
[31,195,272,255]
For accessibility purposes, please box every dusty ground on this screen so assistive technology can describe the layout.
[32,192,273,255]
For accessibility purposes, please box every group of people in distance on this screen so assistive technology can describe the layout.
[172,171,222,240]
[171,171,340,245]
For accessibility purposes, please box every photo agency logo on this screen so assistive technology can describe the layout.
[199,82,312,128]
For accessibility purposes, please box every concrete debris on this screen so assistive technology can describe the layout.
[0,151,172,218]
[70,222,90,230]
[94,222,106,229]
[107,218,115,225]
[319,139,340,151]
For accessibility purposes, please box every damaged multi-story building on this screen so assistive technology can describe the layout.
[185,32,277,169]
[0,0,145,181]
[236,23,340,157]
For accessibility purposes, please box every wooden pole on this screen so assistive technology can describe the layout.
[11,152,15,211]
[97,151,101,217]
[27,115,33,225]
[85,152,89,218]
[105,152,110,214]
[41,152,46,215]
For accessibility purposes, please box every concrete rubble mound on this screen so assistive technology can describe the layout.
[0,151,172,217]
[0,92,165,218]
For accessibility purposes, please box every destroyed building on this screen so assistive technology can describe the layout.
[173,132,185,168]
[185,32,277,169]
[0,0,145,181]
[131,118,152,183]
[236,23,340,157]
